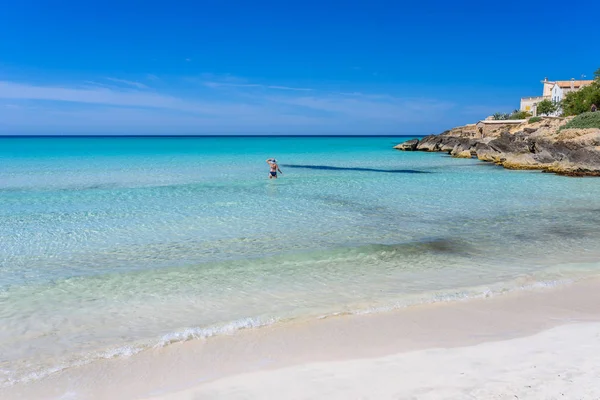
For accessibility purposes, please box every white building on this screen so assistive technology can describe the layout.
[520,78,594,116]
[550,79,594,103]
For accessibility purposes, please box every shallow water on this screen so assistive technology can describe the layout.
[1,136,600,387]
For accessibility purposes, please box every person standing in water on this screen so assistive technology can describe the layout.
[266,158,283,179]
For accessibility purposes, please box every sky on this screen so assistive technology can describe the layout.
[0,0,598,135]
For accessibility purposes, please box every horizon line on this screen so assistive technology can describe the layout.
[0,134,426,138]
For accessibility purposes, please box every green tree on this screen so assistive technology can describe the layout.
[562,84,600,115]
[562,68,600,115]
[536,99,557,116]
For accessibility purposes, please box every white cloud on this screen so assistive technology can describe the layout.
[0,76,465,134]
[263,94,454,122]
[267,85,313,92]
[203,81,261,89]
[0,80,268,117]
[203,81,313,91]
[105,77,149,89]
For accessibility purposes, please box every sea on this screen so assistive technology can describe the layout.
[1,136,600,388]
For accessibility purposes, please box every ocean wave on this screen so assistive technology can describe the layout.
[156,316,278,347]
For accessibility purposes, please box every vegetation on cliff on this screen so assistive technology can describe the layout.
[559,112,600,130]
[492,110,531,120]
[562,68,600,116]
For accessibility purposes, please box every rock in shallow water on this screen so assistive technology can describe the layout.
[393,139,419,151]
[416,135,444,151]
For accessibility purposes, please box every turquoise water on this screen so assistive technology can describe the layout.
[2,136,600,387]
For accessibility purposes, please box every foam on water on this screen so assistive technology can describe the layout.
[2,136,600,388]
[156,316,278,347]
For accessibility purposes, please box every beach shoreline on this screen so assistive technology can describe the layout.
[4,277,600,399]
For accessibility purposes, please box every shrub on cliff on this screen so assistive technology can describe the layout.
[559,112,600,130]
[508,111,532,119]
[562,68,600,116]
[493,111,531,120]
[528,116,542,123]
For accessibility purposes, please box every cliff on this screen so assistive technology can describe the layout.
[394,117,600,176]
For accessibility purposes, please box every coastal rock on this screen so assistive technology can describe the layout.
[416,135,444,151]
[417,135,442,151]
[393,116,600,176]
[394,139,420,151]
[501,153,547,170]
[475,143,501,163]
[487,132,533,155]
[531,140,570,162]
[449,139,475,158]
[438,137,461,153]
[441,124,479,139]
[558,129,600,146]
[529,140,560,164]
[453,149,473,159]
[548,147,600,176]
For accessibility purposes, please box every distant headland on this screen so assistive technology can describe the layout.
[395,70,600,177]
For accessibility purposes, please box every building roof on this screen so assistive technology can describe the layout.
[554,80,594,89]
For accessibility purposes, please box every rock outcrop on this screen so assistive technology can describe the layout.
[394,117,600,176]
[393,139,419,151]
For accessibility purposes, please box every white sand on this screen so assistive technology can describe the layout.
[3,279,600,399]
[155,322,600,400]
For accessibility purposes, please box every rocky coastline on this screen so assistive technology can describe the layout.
[395,117,600,176]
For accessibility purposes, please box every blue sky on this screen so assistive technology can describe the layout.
[0,0,598,135]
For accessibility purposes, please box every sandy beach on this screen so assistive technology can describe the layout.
[157,323,600,400]
[3,278,600,399]
[147,279,600,400]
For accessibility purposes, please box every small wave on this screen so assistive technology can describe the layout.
[156,316,278,347]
